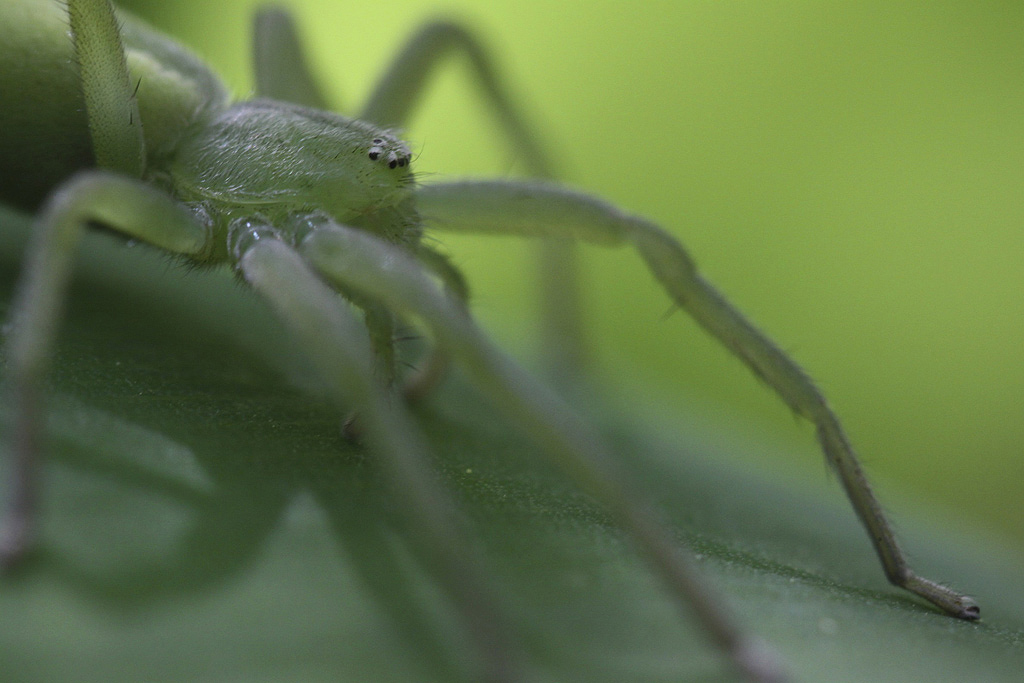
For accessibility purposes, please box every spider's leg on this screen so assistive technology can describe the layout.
[362,21,585,383]
[69,0,145,176]
[251,7,331,110]
[360,22,548,175]
[298,221,788,683]
[415,179,981,621]
[234,231,520,683]
[400,244,470,402]
[0,172,210,568]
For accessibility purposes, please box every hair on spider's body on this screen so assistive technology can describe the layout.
[165,100,416,228]
[0,2,979,683]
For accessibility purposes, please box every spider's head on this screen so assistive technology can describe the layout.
[171,101,415,223]
[304,118,416,223]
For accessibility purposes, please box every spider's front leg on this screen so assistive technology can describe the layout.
[232,227,519,683]
[0,172,210,567]
[294,217,788,683]
[413,179,980,621]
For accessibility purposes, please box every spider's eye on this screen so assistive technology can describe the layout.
[387,154,411,169]
[367,139,411,170]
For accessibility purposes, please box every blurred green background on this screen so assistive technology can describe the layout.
[117,0,1023,551]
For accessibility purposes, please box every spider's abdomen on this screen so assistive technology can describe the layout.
[168,100,415,228]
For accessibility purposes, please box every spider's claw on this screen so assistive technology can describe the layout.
[953,596,981,621]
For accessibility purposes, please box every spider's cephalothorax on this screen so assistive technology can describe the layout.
[163,100,420,263]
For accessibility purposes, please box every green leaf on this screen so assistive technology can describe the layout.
[1,206,1022,682]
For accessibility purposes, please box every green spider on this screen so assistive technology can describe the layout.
[0,1,979,681]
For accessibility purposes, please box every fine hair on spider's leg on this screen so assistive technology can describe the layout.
[413,179,979,621]
[66,0,145,177]
[235,231,520,683]
[294,216,789,683]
